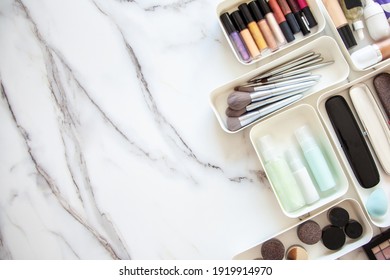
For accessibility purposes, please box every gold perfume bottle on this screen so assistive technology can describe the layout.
[340,0,365,40]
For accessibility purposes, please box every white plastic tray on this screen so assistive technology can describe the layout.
[250,103,348,218]
[209,36,350,133]
[233,198,373,260]
[217,0,326,65]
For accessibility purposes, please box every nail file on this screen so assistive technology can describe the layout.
[325,95,380,189]
[349,83,390,174]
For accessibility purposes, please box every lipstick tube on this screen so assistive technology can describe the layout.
[231,10,261,58]
[220,13,251,62]
[276,0,301,33]
[239,3,268,52]
[296,0,318,27]
[257,0,287,45]
[323,0,357,49]
[248,1,279,51]
[286,0,311,35]
[268,0,295,42]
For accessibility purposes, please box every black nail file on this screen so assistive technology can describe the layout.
[325,95,380,189]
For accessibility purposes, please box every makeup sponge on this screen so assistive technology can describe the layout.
[366,188,389,218]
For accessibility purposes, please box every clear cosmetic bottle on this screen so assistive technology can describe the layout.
[294,125,336,192]
[340,0,365,40]
[258,135,306,212]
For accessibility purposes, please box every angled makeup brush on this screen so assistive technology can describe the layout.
[236,74,321,92]
[225,89,305,117]
[227,80,317,110]
[227,94,303,131]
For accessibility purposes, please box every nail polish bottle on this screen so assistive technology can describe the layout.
[268,0,295,42]
[231,10,261,58]
[257,0,287,45]
[248,1,279,51]
[258,135,306,212]
[220,13,251,62]
[294,125,336,192]
[276,0,301,33]
[239,3,268,52]
[340,0,365,40]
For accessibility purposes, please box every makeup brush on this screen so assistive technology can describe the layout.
[227,80,317,110]
[225,89,306,117]
[236,74,321,92]
[248,51,318,82]
[227,94,303,131]
[240,72,312,88]
[253,61,334,84]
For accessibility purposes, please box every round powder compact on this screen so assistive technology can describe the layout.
[328,207,349,227]
[344,219,363,239]
[297,220,322,245]
[286,245,308,260]
[322,225,346,250]
[261,238,285,260]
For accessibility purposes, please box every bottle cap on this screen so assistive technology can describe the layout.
[231,11,247,31]
[351,44,382,69]
[238,3,255,24]
[249,1,264,21]
[220,13,237,35]
[285,148,304,171]
[257,0,272,15]
[258,135,278,163]
[352,20,365,40]
[294,125,317,153]
[338,24,357,49]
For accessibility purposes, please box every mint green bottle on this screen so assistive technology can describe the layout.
[294,125,336,192]
[258,135,306,213]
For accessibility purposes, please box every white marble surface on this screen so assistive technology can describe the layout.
[0,0,384,260]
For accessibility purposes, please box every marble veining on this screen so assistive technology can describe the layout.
[0,0,375,260]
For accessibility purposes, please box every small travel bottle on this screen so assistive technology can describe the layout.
[220,13,251,62]
[340,0,365,40]
[258,135,306,212]
[238,3,268,52]
[231,10,261,58]
[286,148,320,205]
[294,125,336,192]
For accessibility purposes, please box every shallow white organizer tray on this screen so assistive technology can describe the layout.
[319,0,390,72]
[250,103,348,218]
[233,198,373,260]
[317,68,390,228]
[209,36,350,133]
[217,0,326,65]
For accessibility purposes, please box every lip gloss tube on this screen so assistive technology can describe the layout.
[248,1,279,51]
[238,3,268,52]
[296,0,318,27]
[268,0,295,42]
[286,0,311,35]
[257,0,287,45]
[231,11,261,58]
[323,0,357,49]
[277,0,301,33]
[220,13,251,62]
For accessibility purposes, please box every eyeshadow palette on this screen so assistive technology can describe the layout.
[363,228,390,260]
